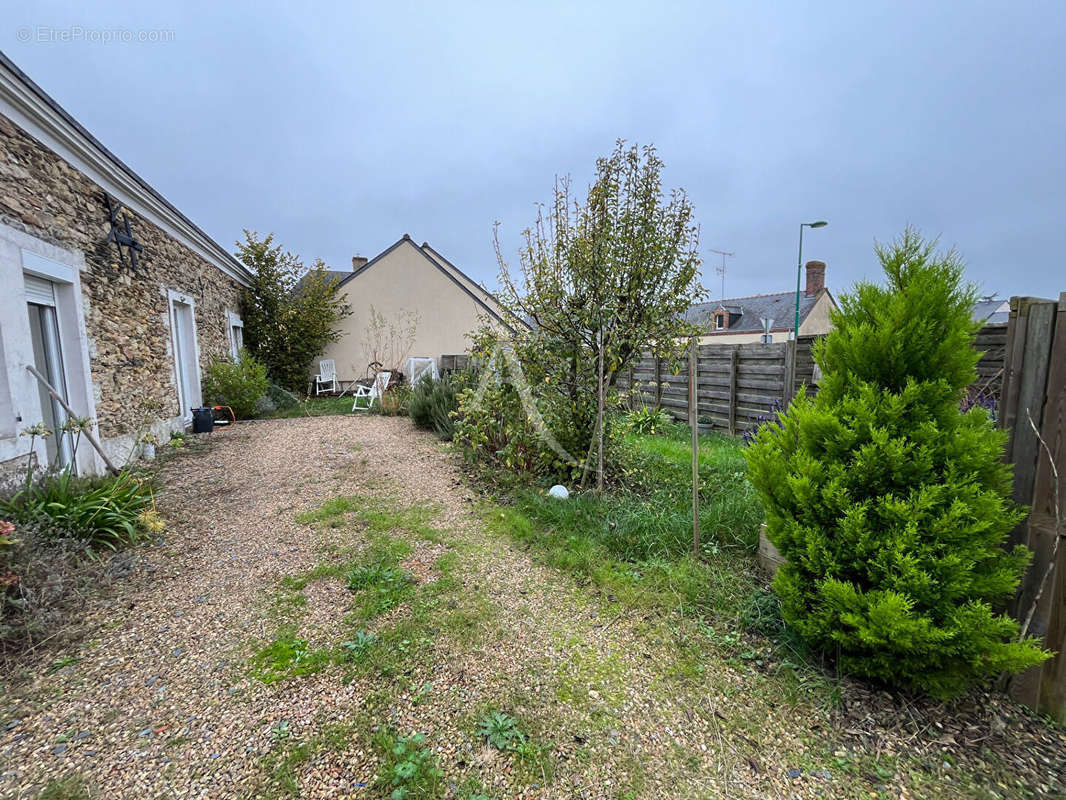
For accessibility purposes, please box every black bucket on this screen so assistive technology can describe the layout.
[192,407,214,434]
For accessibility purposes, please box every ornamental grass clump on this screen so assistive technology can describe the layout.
[745,229,1048,698]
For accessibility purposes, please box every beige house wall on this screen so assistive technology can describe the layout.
[320,239,509,382]
[798,291,835,336]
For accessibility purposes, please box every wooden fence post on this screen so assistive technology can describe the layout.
[1004,299,1058,541]
[1009,292,1066,720]
[689,337,700,557]
[654,356,662,410]
[727,348,738,437]
[783,337,796,406]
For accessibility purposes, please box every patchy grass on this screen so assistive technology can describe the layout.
[253,492,493,691]
[36,775,91,800]
[295,493,440,541]
[248,628,333,684]
[258,719,362,798]
[262,396,354,419]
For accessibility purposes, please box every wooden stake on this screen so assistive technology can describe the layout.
[25,364,120,475]
[690,337,700,557]
[597,330,605,494]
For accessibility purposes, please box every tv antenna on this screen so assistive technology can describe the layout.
[708,249,734,301]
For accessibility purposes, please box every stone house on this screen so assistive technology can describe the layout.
[0,51,251,481]
[316,234,520,384]
[685,260,838,344]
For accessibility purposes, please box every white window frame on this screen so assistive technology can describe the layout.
[166,288,203,423]
[0,223,99,475]
[226,310,244,360]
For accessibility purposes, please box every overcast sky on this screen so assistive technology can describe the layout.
[3,1,1064,302]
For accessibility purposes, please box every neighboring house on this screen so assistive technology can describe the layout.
[974,297,1009,325]
[318,234,520,383]
[685,260,837,344]
[0,51,252,481]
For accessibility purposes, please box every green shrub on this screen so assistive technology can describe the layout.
[202,349,268,418]
[0,471,158,550]
[265,381,301,411]
[623,406,673,435]
[745,229,1048,697]
[453,330,597,482]
[408,374,459,439]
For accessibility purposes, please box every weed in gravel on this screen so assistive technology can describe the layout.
[36,775,91,800]
[249,628,331,684]
[347,559,415,620]
[477,710,525,750]
[340,631,377,661]
[269,720,293,742]
[373,730,443,800]
[258,720,363,798]
[472,709,554,784]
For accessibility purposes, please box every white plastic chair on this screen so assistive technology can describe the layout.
[352,370,391,412]
[314,359,337,395]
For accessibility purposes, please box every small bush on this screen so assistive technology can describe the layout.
[409,374,459,440]
[0,471,157,550]
[623,406,673,435]
[202,349,269,418]
[379,382,411,417]
[745,230,1048,697]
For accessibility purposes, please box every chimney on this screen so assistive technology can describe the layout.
[352,255,368,271]
[805,260,826,296]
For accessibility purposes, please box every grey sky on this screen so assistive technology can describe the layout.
[4,1,1064,302]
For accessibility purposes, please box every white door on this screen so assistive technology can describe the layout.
[25,275,73,469]
[169,295,201,422]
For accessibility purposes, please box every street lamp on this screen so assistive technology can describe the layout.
[794,220,828,338]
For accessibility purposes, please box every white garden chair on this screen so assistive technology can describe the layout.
[314,359,338,395]
[352,370,391,412]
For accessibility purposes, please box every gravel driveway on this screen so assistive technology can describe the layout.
[2,416,1064,800]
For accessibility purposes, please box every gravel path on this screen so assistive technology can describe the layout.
[1,417,1064,800]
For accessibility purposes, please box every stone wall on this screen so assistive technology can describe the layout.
[0,113,242,439]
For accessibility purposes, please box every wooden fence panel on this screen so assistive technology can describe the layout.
[617,342,789,432]
[1003,294,1066,721]
[974,323,1009,396]
[616,321,1008,432]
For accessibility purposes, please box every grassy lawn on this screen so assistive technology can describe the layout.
[485,423,767,622]
[261,395,357,419]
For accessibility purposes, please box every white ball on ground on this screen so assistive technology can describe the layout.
[548,484,569,500]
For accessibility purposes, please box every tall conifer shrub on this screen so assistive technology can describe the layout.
[745,229,1048,697]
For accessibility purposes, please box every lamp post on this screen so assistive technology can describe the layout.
[794,220,828,338]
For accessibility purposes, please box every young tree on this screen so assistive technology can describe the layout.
[236,231,352,392]
[495,141,705,483]
[745,229,1048,697]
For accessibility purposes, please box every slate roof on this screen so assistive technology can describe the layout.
[973,298,1009,325]
[293,269,349,293]
[686,290,823,334]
